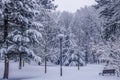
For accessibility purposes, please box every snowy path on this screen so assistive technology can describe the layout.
[0,61,119,80]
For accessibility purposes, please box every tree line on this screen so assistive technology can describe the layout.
[0,0,120,79]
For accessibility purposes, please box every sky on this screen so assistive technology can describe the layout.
[54,0,97,12]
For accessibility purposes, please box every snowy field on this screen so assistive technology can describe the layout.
[0,61,119,80]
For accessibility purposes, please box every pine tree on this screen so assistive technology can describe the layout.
[96,0,120,76]
[0,0,55,79]
[96,0,120,40]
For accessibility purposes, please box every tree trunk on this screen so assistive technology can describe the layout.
[19,53,22,69]
[3,55,9,79]
[78,52,80,70]
[45,56,47,74]
[3,8,9,79]
[23,60,25,67]
[3,9,8,42]
[85,51,88,65]
[44,44,47,74]
[118,66,120,77]
[60,38,62,76]
[92,53,96,63]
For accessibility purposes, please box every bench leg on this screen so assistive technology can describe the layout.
[113,73,115,76]
[102,73,104,76]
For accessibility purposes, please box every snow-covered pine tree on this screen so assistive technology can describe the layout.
[72,6,103,65]
[0,0,56,79]
[55,11,80,66]
[27,0,57,73]
[95,0,120,76]
[95,0,120,40]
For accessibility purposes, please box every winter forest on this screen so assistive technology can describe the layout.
[0,0,120,80]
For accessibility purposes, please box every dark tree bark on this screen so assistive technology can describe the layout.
[3,8,9,79]
[78,51,80,70]
[23,60,25,67]
[85,51,88,65]
[3,9,8,42]
[3,55,9,79]
[19,53,22,69]
[92,53,96,63]
[60,38,63,76]
[44,44,47,74]
[45,56,47,74]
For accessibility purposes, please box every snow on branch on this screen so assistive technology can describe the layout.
[24,48,42,62]
[32,21,43,27]
[0,48,7,57]
[33,55,42,63]
[7,45,17,53]
[8,30,21,38]
[2,0,11,4]
[13,34,22,42]
[25,29,42,43]
[19,46,42,62]
[13,34,30,43]
[18,46,34,56]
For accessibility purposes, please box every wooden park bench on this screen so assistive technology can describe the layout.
[99,69,116,76]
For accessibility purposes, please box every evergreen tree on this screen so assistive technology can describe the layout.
[96,0,120,40]
[96,0,120,76]
[0,0,55,79]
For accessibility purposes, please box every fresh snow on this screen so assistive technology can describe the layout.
[2,0,11,4]
[0,61,119,80]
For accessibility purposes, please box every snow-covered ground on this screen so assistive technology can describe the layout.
[0,61,119,80]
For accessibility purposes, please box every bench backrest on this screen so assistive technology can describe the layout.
[103,69,115,73]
